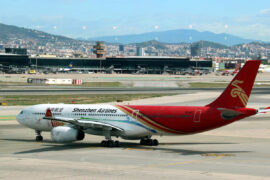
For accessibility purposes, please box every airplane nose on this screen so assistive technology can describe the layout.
[16,111,25,125]
[16,114,23,124]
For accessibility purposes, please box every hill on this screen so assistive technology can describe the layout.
[0,23,79,45]
[233,41,270,48]
[194,40,228,49]
[132,40,168,49]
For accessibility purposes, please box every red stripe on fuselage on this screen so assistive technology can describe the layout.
[116,105,185,134]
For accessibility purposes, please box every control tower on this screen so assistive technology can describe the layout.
[93,41,106,58]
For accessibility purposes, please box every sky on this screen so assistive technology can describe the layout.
[1,0,270,41]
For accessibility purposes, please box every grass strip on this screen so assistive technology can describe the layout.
[0,81,123,87]
[0,93,171,106]
[82,82,122,87]
[189,82,227,88]
[189,82,270,88]
[0,116,16,120]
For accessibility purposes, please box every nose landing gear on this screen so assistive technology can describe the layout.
[35,130,43,141]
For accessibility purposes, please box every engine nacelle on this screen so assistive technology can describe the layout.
[51,126,85,143]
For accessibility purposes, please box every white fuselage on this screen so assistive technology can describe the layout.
[16,104,159,140]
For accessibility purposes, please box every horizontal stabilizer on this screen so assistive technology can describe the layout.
[217,108,243,120]
[257,107,270,114]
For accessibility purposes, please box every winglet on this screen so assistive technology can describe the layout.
[45,108,53,117]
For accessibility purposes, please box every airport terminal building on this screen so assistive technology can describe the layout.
[0,53,212,74]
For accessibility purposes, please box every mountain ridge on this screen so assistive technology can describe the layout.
[87,29,255,46]
[0,23,266,47]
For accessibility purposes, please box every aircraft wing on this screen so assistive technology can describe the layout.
[43,109,124,131]
[257,107,270,114]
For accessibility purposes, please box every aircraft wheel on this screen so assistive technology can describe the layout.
[147,139,153,146]
[101,140,107,147]
[115,140,120,147]
[153,139,159,146]
[107,140,114,148]
[36,135,43,141]
[140,139,146,145]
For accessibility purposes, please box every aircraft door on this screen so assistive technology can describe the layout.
[193,110,202,123]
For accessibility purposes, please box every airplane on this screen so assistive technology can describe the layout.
[58,61,73,72]
[16,60,270,147]
[221,63,240,76]
[259,64,270,73]
[192,66,202,76]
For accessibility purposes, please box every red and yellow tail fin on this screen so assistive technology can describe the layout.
[207,60,261,109]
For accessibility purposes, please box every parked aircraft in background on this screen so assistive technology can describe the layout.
[180,66,210,76]
[17,60,270,147]
[259,64,270,73]
[221,64,240,76]
[192,66,202,75]
[58,61,73,72]
[0,64,26,74]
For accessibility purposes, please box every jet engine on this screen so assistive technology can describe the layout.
[51,126,85,142]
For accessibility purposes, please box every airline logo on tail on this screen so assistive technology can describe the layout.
[230,80,248,107]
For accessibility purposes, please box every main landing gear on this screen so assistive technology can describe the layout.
[101,140,120,147]
[35,130,43,141]
[101,131,120,147]
[140,138,159,146]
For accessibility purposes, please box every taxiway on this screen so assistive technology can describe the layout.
[1,91,270,179]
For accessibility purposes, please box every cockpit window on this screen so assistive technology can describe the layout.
[20,111,24,114]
